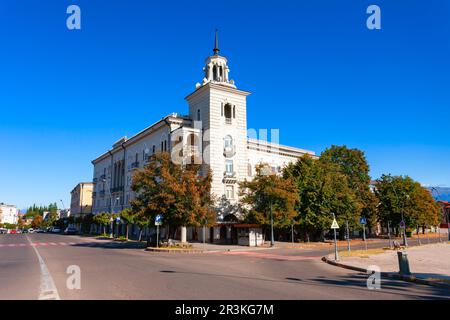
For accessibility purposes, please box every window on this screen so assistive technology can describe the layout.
[225,160,233,174]
[224,104,232,124]
[161,141,164,151]
[152,145,156,154]
[247,163,252,176]
[233,105,236,118]
[197,109,201,121]
[224,135,233,148]
[225,185,234,199]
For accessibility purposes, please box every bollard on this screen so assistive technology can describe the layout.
[397,251,411,275]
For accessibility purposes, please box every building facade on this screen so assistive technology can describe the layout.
[0,203,19,225]
[70,182,94,218]
[91,33,316,241]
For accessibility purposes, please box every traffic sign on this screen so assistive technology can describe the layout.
[331,219,339,229]
[116,217,121,223]
[399,220,405,228]
[360,217,367,225]
[155,214,163,226]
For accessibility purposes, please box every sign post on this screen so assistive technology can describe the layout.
[387,220,392,249]
[109,217,114,239]
[346,219,350,252]
[116,217,121,237]
[360,217,367,251]
[331,214,339,261]
[155,214,162,248]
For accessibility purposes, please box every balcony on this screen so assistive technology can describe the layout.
[100,174,106,181]
[225,117,232,125]
[223,171,237,183]
[223,145,236,158]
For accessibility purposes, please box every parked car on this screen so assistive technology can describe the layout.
[35,229,45,233]
[0,228,7,234]
[21,229,28,234]
[28,228,34,234]
[64,227,78,235]
[50,227,62,234]
[9,230,17,234]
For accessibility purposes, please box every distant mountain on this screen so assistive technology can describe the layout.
[427,187,450,201]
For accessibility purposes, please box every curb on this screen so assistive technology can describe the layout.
[145,247,204,254]
[321,256,450,289]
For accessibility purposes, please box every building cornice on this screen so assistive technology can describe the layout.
[185,82,251,101]
[91,114,186,164]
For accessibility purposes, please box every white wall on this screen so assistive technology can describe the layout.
[0,205,19,225]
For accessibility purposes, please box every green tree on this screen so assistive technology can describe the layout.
[375,174,440,234]
[283,155,360,241]
[320,145,376,233]
[93,212,111,235]
[239,164,298,239]
[131,152,216,240]
[119,208,137,241]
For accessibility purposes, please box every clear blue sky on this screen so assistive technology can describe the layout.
[1,0,449,210]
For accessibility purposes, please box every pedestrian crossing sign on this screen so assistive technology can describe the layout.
[331,219,339,229]
[155,214,163,226]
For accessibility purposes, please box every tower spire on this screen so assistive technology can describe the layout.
[213,29,219,56]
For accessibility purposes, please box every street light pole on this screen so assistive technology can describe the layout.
[270,200,274,247]
[394,187,409,247]
[346,219,350,252]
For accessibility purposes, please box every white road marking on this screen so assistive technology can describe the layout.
[26,236,61,300]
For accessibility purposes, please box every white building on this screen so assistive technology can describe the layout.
[91,32,316,242]
[0,204,19,225]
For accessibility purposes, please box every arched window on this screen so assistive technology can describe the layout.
[233,106,236,118]
[197,109,201,121]
[224,135,233,148]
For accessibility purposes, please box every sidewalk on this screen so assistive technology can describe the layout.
[328,243,450,283]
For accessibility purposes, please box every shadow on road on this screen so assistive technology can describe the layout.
[154,269,448,299]
[71,241,147,250]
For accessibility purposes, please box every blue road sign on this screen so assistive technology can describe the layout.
[360,217,367,225]
[399,220,405,228]
[155,214,163,225]
[116,217,121,222]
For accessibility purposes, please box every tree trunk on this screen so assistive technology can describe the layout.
[126,224,129,241]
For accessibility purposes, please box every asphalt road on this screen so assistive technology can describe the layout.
[0,233,448,300]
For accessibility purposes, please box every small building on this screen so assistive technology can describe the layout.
[438,201,450,228]
[70,182,94,218]
[0,203,19,225]
[236,224,264,247]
